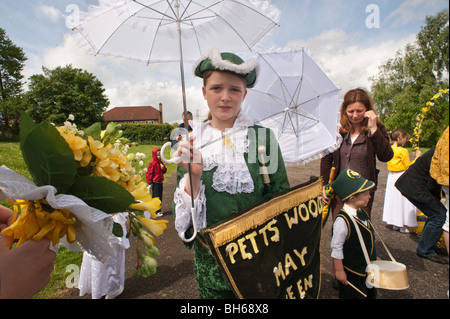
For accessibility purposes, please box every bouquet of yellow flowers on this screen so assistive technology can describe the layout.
[0,113,167,277]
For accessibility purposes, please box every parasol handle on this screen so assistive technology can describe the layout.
[160,142,182,164]
[328,167,336,184]
[179,207,198,243]
[258,146,271,185]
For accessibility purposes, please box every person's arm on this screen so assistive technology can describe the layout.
[146,162,154,185]
[371,122,394,162]
[332,258,348,285]
[320,152,334,185]
[331,216,348,285]
[177,138,203,199]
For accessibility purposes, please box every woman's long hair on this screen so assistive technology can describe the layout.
[339,88,377,133]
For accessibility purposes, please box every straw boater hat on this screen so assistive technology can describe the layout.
[194,48,259,88]
[329,169,375,201]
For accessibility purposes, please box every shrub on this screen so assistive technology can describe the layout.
[119,123,175,144]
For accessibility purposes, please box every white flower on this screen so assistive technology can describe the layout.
[136,152,146,159]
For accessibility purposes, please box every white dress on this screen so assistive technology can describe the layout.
[78,213,130,299]
[382,171,418,229]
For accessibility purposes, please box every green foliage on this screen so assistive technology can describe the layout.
[20,118,77,193]
[0,28,27,137]
[120,123,175,143]
[68,176,134,213]
[0,28,27,99]
[26,64,109,128]
[370,9,449,147]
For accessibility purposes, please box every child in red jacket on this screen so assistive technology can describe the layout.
[146,148,167,215]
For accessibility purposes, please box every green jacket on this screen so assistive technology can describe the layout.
[173,125,290,298]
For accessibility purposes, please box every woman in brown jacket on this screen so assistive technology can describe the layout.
[321,88,393,220]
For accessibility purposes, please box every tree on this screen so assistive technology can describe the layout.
[0,28,27,100]
[0,28,27,137]
[370,9,449,147]
[26,65,109,128]
[0,95,27,136]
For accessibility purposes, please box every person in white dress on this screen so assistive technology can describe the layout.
[382,129,421,233]
[78,212,129,299]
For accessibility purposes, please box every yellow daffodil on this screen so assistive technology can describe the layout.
[138,217,168,237]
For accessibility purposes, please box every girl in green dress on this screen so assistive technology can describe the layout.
[173,49,290,299]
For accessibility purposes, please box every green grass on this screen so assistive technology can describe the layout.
[0,141,176,299]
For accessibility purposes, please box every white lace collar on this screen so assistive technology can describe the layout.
[191,113,255,194]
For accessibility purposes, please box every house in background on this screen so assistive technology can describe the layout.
[103,103,163,124]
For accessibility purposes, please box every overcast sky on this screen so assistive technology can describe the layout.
[0,0,448,123]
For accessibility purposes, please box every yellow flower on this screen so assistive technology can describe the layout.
[422,107,430,113]
[1,200,76,246]
[433,94,439,100]
[88,136,108,160]
[57,128,92,167]
[129,198,161,216]
[138,217,168,237]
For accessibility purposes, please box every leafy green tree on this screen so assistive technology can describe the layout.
[0,28,27,136]
[0,28,26,100]
[370,9,449,147]
[26,65,109,128]
[0,95,27,135]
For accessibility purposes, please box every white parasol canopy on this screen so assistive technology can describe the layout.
[72,0,278,63]
[241,49,342,166]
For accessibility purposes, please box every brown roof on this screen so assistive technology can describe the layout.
[103,106,160,122]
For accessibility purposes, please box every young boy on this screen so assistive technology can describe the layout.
[328,169,378,299]
[146,148,167,216]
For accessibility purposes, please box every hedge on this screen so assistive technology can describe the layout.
[119,123,175,144]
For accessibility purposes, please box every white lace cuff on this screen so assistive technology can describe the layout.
[174,174,207,239]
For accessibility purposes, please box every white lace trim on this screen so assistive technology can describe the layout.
[192,113,255,194]
[0,165,116,262]
[284,134,344,167]
[173,174,207,237]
